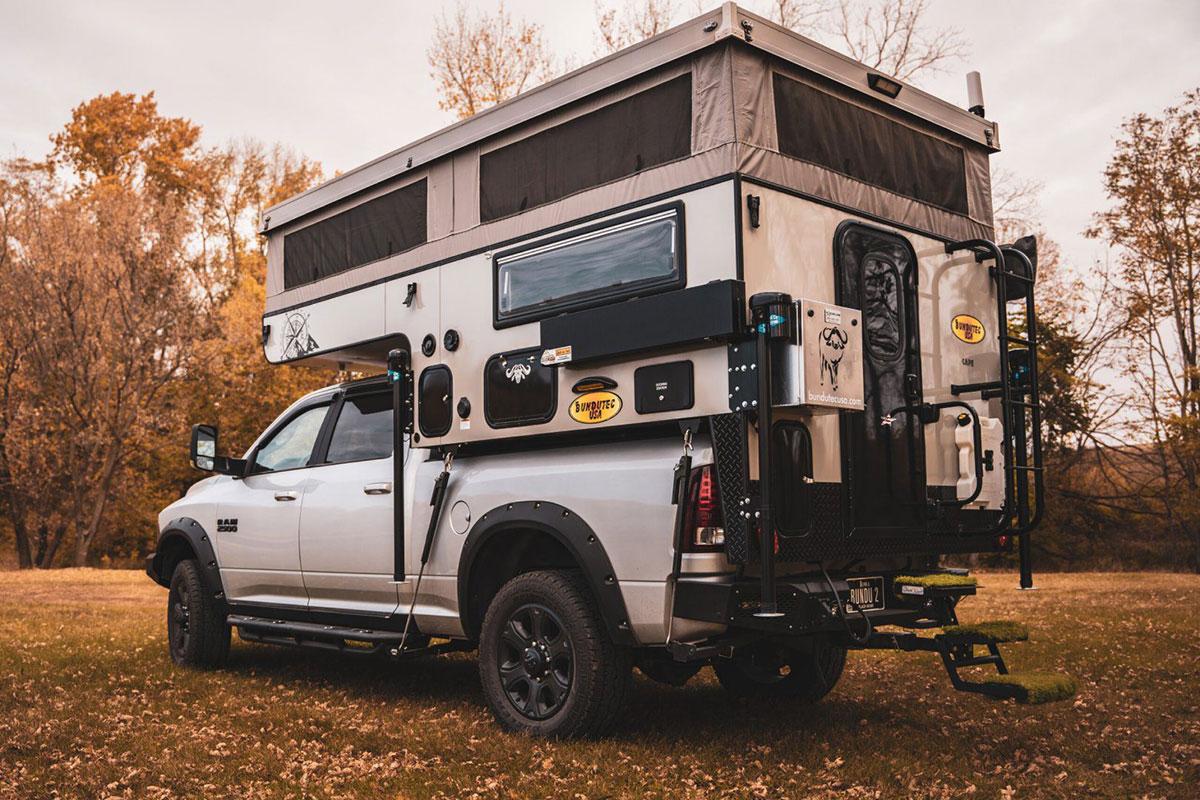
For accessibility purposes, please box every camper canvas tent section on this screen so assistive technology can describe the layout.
[258,3,1000,449]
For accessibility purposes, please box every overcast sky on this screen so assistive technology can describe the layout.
[3,0,1198,277]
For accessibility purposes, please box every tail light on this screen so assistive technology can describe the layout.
[682,464,725,551]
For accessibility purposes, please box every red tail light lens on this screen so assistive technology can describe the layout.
[683,465,725,551]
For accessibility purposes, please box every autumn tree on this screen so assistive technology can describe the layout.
[589,0,962,83]
[427,2,555,119]
[761,0,828,32]
[0,94,328,568]
[831,0,965,81]
[594,0,678,54]
[1088,88,1200,569]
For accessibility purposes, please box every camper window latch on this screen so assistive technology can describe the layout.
[403,282,417,307]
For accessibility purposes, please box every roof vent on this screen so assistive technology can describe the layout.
[967,71,985,117]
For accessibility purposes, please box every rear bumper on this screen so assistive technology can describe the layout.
[673,572,973,636]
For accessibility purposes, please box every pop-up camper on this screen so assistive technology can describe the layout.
[149,3,1074,737]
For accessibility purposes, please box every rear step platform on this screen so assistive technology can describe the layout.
[894,573,978,599]
[941,620,1029,643]
[857,619,1076,704]
[977,672,1078,704]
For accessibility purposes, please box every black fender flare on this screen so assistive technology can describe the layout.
[457,501,636,646]
[145,517,225,604]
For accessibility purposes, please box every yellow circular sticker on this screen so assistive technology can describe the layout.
[951,314,986,344]
[569,391,622,424]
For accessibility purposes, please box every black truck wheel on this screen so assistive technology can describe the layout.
[479,570,632,737]
[714,637,846,701]
[167,559,230,668]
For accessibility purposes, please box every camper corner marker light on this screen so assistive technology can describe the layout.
[867,73,902,99]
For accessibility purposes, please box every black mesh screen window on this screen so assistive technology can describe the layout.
[283,180,428,289]
[480,75,692,222]
[773,74,969,215]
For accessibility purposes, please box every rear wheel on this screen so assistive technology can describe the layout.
[167,559,230,668]
[479,570,632,737]
[714,637,846,701]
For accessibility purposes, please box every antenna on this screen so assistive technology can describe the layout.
[966,71,985,117]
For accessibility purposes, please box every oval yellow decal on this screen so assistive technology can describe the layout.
[569,391,622,424]
[951,314,986,344]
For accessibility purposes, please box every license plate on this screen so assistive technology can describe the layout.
[846,576,885,611]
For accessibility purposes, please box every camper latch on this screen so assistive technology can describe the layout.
[403,282,417,307]
[746,195,761,229]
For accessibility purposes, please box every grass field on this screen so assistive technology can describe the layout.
[0,570,1196,799]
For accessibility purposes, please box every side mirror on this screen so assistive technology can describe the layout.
[190,424,218,471]
[189,424,245,476]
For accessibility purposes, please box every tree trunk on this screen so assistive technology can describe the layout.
[72,446,123,567]
[11,515,33,569]
[0,443,32,568]
[40,523,66,568]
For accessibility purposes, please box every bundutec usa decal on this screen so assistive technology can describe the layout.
[569,391,622,424]
[951,314,986,344]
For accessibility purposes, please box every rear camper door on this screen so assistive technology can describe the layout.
[835,223,926,533]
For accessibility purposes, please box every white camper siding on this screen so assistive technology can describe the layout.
[737,184,1002,493]
[421,181,738,447]
[737,184,841,485]
[263,284,387,365]
[918,245,1002,490]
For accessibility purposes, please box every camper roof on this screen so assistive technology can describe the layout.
[261,2,1000,316]
[261,2,996,235]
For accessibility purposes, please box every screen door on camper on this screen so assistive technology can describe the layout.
[836,223,926,534]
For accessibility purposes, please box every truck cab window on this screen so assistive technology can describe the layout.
[326,392,393,463]
[252,404,329,473]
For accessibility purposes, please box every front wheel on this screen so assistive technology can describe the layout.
[714,637,846,701]
[479,570,632,737]
[167,559,230,668]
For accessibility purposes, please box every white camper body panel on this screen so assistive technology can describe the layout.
[737,184,1004,498]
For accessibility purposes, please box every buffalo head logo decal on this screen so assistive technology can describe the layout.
[505,362,533,384]
[819,326,848,390]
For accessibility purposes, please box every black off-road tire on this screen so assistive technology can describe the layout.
[479,570,632,738]
[167,559,230,668]
[714,636,846,702]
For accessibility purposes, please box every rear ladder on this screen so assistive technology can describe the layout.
[944,238,1045,587]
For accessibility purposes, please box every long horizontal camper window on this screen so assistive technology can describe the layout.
[283,180,427,289]
[479,75,692,222]
[772,74,969,215]
[493,205,683,326]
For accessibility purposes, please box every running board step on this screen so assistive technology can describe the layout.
[229,614,470,659]
[941,620,1029,644]
[230,614,409,655]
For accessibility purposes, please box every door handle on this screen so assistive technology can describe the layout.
[363,482,393,495]
[273,491,298,502]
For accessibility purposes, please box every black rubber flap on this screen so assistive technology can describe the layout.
[539,280,745,365]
